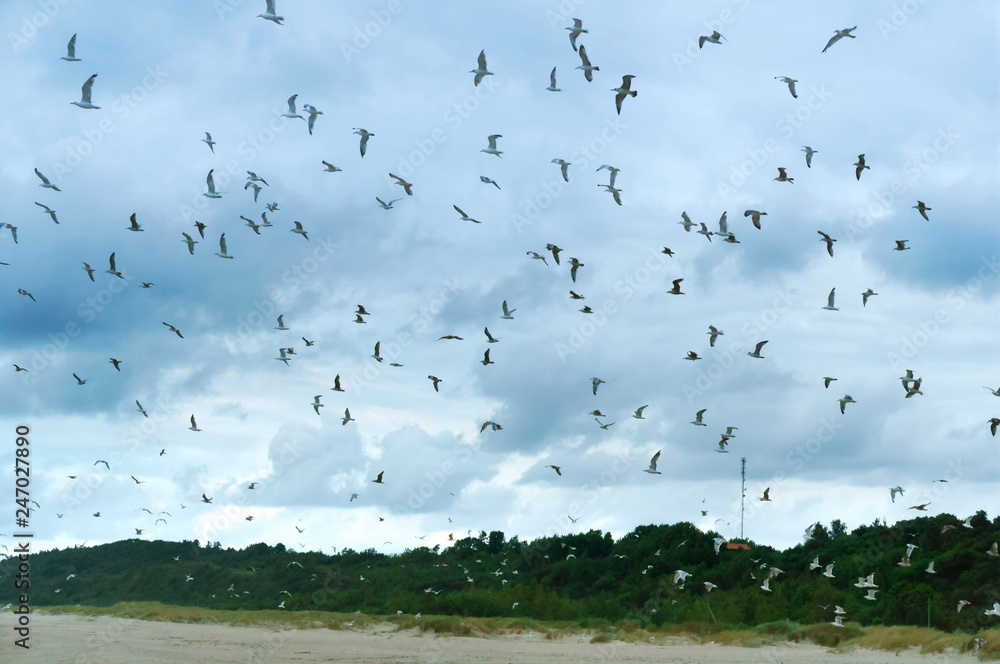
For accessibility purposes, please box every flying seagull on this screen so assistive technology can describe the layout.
[862,289,877,306]
[471,50,492,86]
[566,18,587,51]
[894,240,910,251]
[216,233,233,259]
[35,168,60,191]
[802,146,818,167]
[822,26,857,53]
[71,73,100,109]
[775,76,798,98]
[576,44,599,81]
[546,67,561,92]
[747,340,768,358]
[913,201,931,220]
[61,34,81,61]
[127,213,143,232]
[258,0,283,24]
[353,128,374,157]
[500,300,515,319]
[632,405,648,419]
[202,132,215,153]
[375,197,401,210]
[389,173,414,195]
[19,289,36,302]
[372,471,384,484]
[822,288,839,311]
[643,450,662,475]
[838,395,856,414]
[481,134,502,157]
[163,322,183,338]
[699,30,726,48]
[569,257,584,282]
[744,210,767,229]
[552,158,571,182]
[136,401,148,417]
[342,408,355,425]
[854,154,870,180]
[707,325,724,346]
[35,202,58,223]
[454,205,481,223]
[691,409,707,426]
[773,167,794,183]
[484,327,501,343]
[546,465,562,476]
[106,252,122,278]
[291,221,309,240]
[203,169,222,198]
[189,415,202,432]
[613,75,637,115]
[818,231,836,256]
[303,104,322,134]
[480,175,500,189]
[592,377,605,395]
[72,372,87,385]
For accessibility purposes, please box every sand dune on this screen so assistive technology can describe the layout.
[0,612,966,663]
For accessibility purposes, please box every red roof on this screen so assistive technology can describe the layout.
[726,542,750,550]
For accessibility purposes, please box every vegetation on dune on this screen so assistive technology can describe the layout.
[3,512,999,657]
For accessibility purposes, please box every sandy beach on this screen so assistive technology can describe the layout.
[0,612,974,663]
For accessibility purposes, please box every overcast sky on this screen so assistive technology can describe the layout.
[1,1,998,558]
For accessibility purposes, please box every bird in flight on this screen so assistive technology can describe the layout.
[372,471,385,484]
[822,26,857,53]
[802,146,818,167]
[632,405,648,419]
[389,173,414,195]
[775,76,798,98]
[71,73,100,109]
[342,408,355,425]
[818,231,836,257]
[61,33,81,61]
[202,132,215,153]
[862,289,878,306]
[773,167,794,183]
[838,395,856,414]
[699,30,725,48]
[592,377,605,395]
[759,487,771,502]
[72,372,87,385]
[428,376,442,392]
[854,154,870,180]
[500,300,516,320]
[454,205,481,223]
[480,134,502,157]
[546,465,562,476]
[546,67,561,92]
[203,170,222,199]
[353,128,374,157]
[552,158,571,182]
[913,201,931,220]
[258,0,283,24]
[566,18,587,51]
[471,50,493,86]
[311,395,323,415]
[747,340,768,358]
[201,493,212,504]
[375,196,401,210]
[643,450,662,475]
[576,44,598,81]
[35,202,59,223]
[822,288,839,311]
[744,210,767,229]
[613,75,637,115]
[691,409,708,426]
[216,233,233,259]
[163,322,183,338]
[569,257,584,282]
[35,168,60,191]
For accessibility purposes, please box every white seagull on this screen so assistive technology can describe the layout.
[258,0,283,24]
[71,73,100,109]
[802,146,818,167]
[612,75,637,114]
[747,340,768,358]
[822,288,839,311]
[202,132,215,153]
[389,173,414,195]
[216,233,233,259]
[282,94,305,121]
[481,134,502,157]
[838,395,856,414]
[691,409,707,426]
[500,300,515,319]
[303,104,322,134]
[189,415,202,432]
[35,202,58,223]
[203,170,222,198]
[775,76,798,98]
[644,450,662,475]
[61,34,81,61]
[822,26,857,53]
[35,168,60,191]
[566,18,587,51]
[576,44,599,81]
[181,232,197,255]
[471,50,493,86]
[291,221,309,240]
[699,30,726,48]
[353,128,374,157]
[546,67,561,92]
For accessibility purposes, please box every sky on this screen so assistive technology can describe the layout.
[1,0,998,560]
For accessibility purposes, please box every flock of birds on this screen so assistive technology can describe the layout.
[4,1,998,623]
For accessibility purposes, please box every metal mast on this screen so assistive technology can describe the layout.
[740,457,747,539]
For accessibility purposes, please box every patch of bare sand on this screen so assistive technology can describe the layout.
[0,613,967,663]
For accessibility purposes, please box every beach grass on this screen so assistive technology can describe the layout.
[37,603,1000,659]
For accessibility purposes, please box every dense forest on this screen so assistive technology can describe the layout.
[3,512,999,632]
